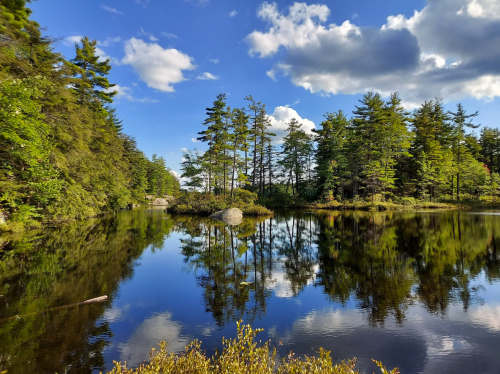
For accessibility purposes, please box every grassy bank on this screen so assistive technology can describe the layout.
[107,321,398,374]
[301,200,461,212]
[258,193,470,212]
[169,190,273,216]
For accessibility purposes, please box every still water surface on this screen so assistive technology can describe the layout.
[1,209,500,373]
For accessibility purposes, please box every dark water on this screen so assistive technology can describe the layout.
[1,209,500,374]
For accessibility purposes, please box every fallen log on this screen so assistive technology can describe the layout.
[0,295,108,324]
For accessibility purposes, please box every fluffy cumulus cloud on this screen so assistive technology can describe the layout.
[267,106,315,143]
[247,0,500,106]
[122,38,195,92]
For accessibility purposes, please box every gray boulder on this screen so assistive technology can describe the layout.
[0,211,8,225]
[163,195,176,202]
[145,195,155,200]
[150,198,168,206]
[210,208,243,226]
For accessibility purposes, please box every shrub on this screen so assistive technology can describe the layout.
[170,192,273,216]
[106,321,399,374]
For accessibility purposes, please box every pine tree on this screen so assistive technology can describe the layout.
[67,37,116,107]
[280,119,313,196]
[197,94,228,194]
[313,110,350,201]
[229,108,250,198]
[480,127,500,173]
[351,92,387,200]
[448,104,480,200]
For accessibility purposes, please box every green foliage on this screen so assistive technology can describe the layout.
[0,3,180,228]
[171,190,272,216]
[107,321,398,374]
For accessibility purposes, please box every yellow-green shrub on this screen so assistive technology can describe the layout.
[106,321,399,374]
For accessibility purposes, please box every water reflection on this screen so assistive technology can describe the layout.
[1,210,500,373]
[0,209,175,374]
[179,211,500,327]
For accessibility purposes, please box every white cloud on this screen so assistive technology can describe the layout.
[139,28,159,42]
[229,10,237,17]
[196,72,219,80]
[210,59,219,64]
[108,84,159,103]
[97,36,121,47]
[246,0,500,105]
[101,4,124,15]
[246,2,337,57]
[122,38,196,92]
[95,47,111,62]
[63,35,83,46]
[267,106,315,143]
[266,70,277,81]
[191,137,198,142]
[461,0,500,19]
[162,32,179,39]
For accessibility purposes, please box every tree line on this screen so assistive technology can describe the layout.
[182,92,500,203]
[0,1,179,227]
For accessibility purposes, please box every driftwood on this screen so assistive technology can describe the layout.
[0,295,108,324]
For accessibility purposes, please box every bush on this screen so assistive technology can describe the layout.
[393,197,417,206]
[107,321,399,374]
[170,192,273,216]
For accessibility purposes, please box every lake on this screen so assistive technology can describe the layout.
[1,209,500,374]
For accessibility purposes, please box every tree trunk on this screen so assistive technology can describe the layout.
[223,148,227,196]
[231,145,237,200]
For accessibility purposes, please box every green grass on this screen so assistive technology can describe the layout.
[106,321,398,374]
[302,200,460,212]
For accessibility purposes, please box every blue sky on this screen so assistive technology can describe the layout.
[30,0,500,176]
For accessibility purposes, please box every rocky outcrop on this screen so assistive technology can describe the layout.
[163,195,176,202]
[150,198,168,206]
[145,195,155,200]
[0,211,8,225]
[210,208,243,226]
[128,204,141,209]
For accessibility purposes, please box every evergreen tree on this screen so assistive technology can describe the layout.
[351,92,388,200]
[229,108,250,198]
[198,94,228,194]
[448,104,480,200]
[67,37,116,107]
[480,127,500,173]
[280,119,313,196]
[313,110,350,201]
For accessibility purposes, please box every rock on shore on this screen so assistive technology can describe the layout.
[151,198,168,206]
[210,208,243,226]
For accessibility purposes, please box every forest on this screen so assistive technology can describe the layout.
[181,92,500,208]
[0,1,179,231]
[3,0,500,231]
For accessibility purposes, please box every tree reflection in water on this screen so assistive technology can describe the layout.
[179,211,500,327]
[1,210,500,374]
